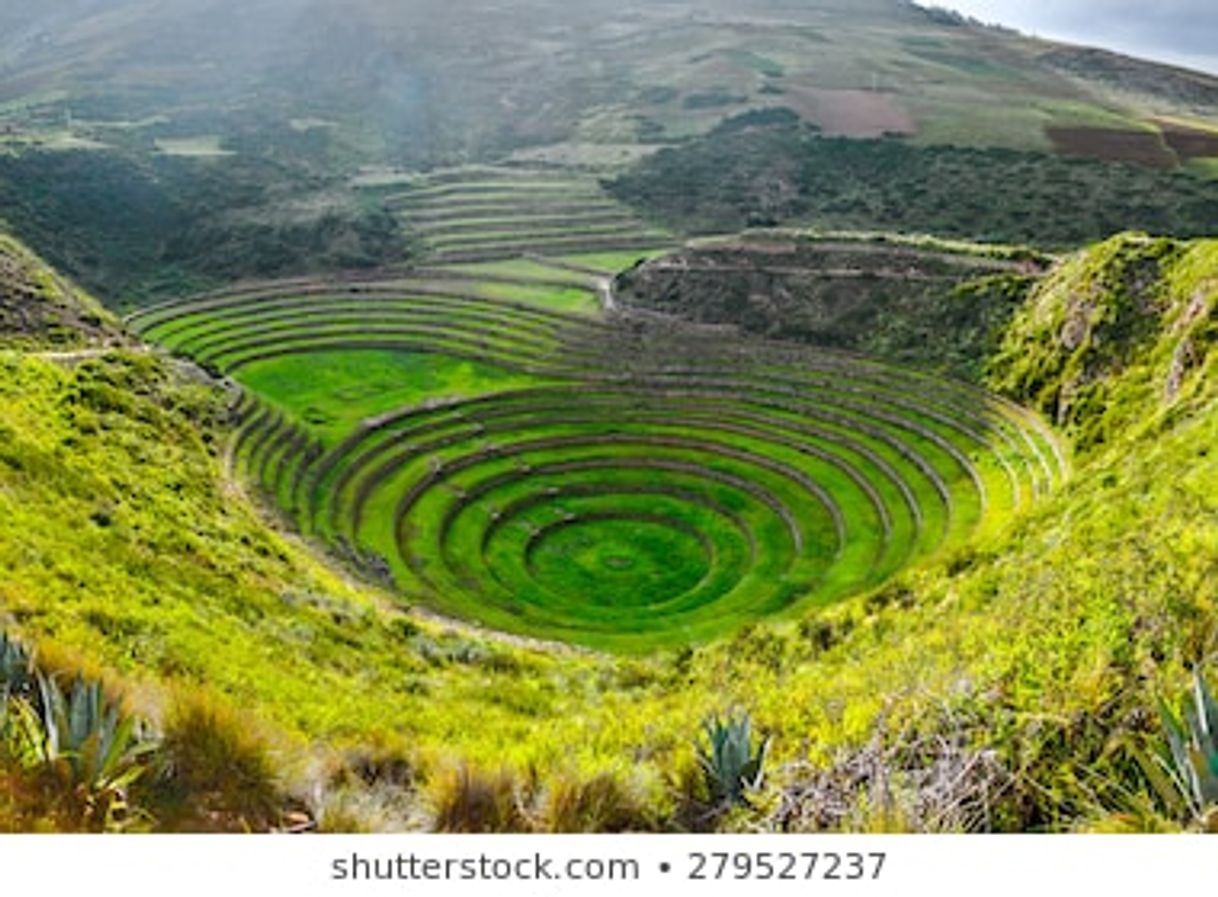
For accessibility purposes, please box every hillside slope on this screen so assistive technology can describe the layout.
[607,117,1218,248]
[4,0,1218,159]
[0,236,1214,832]
[614,231,1044,378]
[0,234,123,349]
[989,234,1217,451]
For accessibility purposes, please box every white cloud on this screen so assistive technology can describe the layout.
[929,0,1218,74]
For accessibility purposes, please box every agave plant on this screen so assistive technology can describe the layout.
[33,672,157,823]
[1,632,34,750]
[1138,669,1218,830]
[0,631,33,697]
[697,712,771,807]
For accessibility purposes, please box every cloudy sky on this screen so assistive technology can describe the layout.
[931,1,1218,75]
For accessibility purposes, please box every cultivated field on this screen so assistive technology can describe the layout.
[377,166,675,264]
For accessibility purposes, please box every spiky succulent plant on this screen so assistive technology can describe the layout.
[697,712,771,807]
[0,630,32,696]
[35,673,156,802]
[1,632,157,826]
[1,631,33,746]
[1139,669,1218,831]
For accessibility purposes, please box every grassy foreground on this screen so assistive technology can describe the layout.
[0,233,1214,831]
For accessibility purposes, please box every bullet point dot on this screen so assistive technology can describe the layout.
[660,862,671,873]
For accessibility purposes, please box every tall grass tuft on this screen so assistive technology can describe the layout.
[428,763,533,833]
[151,689,282,831]
[312,740,421,833]
[539,771,653,832]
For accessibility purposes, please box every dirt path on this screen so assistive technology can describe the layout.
[29,346,134,363]
[596,276,618,313]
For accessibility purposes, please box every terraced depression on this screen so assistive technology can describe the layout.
[129,172,1064,652]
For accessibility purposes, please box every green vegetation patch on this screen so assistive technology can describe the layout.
[0,234,123,349]
[616,236,1043,380]
[0,149,409,305]
[608,124,1218,248]
[553,249,672,274]
[469,282,601,316]
[236,350,547,446]
[988,234,1218,454]
[154,136,234,157]
[394,167,672,266]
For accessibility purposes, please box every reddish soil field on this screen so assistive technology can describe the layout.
[1046,126,1177,169]
[1154,119,1218,161]
[782,86,915,137]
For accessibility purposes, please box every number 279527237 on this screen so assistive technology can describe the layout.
[687,851,886,881]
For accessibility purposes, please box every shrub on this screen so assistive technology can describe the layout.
[313,740,420,833]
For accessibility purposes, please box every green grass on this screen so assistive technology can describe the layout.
[441,259,597,282]
[235,350,550,446]
[154,136,234,158]
[396,180,601,200]
[134,270,1058,652]
[396,190,607,210]
[428,224,654,247]
[3,233,1216,831]
[552,249,673,273]
[988,234,1218,454]
[1038,99,1159,133]
[468,282,600,315]
[721,48,786,79]
[413,212,636,234]
[1186,157,1218,179]
[394,167,672,267]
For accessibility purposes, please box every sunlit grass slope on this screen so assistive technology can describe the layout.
[1,234,1214,832]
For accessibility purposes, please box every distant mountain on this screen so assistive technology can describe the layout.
[3,0,1218,165]
[2,0,1217,301]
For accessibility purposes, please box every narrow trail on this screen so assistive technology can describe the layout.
[28,345,140,363]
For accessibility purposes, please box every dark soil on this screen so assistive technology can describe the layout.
[0,243,124,348]
[1156,120,1218,161]
[1045,127,1177,169]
